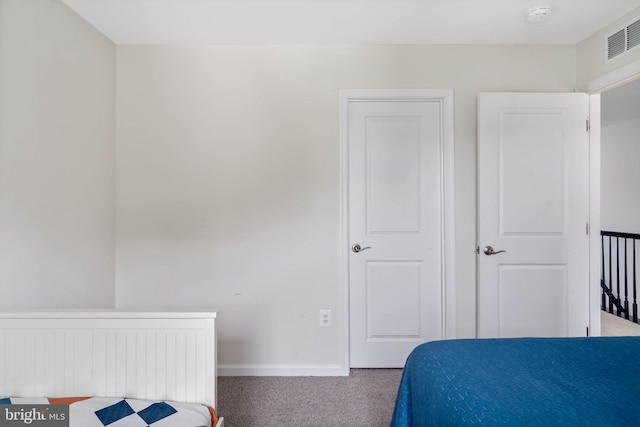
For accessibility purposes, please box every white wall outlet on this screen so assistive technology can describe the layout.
[319,309,332,327]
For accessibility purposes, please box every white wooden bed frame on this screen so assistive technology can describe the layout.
[0,310,223,427]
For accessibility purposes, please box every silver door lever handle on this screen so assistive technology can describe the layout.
[352,244,371,253]
[483,246,506,256]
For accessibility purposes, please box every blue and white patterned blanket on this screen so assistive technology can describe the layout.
[0,397,215,426]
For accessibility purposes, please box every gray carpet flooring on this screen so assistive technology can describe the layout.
[217,369,403,427]
[601,310,640,336]
[217,316,638,426]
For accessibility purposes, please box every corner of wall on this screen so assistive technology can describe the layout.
[577,5,640,90]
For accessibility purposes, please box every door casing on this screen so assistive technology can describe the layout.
[585,58,640,337]
[339,89,456,371]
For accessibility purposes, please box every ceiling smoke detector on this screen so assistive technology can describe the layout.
[526,5,552,23]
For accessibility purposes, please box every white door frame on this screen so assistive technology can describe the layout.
[339,89,456,372]
[588,94,601,337]
[585,58,640,337]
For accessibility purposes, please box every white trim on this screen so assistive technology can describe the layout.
[583,58,640,94]
[338,89,456,370]
[588,94,602,336]
[441,90,457,340]
[585,59,640,337]
[0,309,218,319]
[338,91,351,374]
[218,364,348,377]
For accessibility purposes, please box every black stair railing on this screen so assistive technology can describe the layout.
[601,230,640,323]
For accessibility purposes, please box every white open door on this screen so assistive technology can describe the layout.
[477,93,590,338]
[344,90,453,367]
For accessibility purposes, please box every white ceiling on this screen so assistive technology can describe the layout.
[62,0,640,45]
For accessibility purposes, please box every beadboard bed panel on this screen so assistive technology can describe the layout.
[0,311,218,410]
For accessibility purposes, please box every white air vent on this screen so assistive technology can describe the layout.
[628,19,640,51]
[608,29,626,60]
[607,17,640,62]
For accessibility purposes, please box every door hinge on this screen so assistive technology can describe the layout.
[586,118,590,132]
[586,222,589,235]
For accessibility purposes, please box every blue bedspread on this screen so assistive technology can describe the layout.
[390,337,640,426]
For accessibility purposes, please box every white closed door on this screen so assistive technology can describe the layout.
[348,97,444,367]
[477,93,590,338]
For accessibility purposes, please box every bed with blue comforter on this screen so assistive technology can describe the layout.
[390,337,640,426]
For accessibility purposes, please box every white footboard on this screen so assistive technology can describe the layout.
[0,310,218,412]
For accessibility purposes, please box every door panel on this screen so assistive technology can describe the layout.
[478,93,589,339]
[500,111,565,234]
[499,265,567,337]
[349,99,443,367]
[367,118,421,233]
[366,261,422,337]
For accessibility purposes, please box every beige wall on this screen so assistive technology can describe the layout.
[0,0,116,308]
[577,5,640,89]
[116,44,576,370]
[7,0,626,371]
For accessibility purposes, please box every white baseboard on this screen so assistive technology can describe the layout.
[218,364,349,377]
